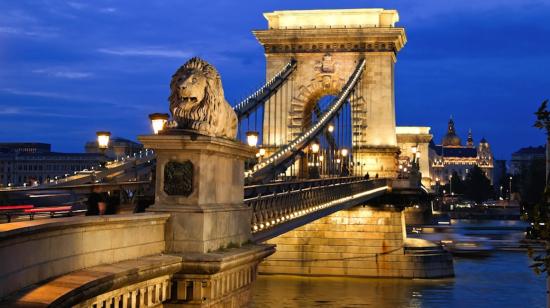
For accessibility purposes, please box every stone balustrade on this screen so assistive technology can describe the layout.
[0,213,170,299]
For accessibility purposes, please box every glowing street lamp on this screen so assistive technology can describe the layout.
[328,124,334,133]
[96,131,111,153]
[246,131,259,147]
[341,148,348,157]
[149,113,169,134]
[311,143,320,154]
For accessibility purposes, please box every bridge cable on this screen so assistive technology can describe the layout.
[246,59,366,183]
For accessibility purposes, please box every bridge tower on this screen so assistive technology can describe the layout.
[254,9,407,178]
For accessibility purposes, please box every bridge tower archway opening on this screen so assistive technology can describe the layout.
[298,93,357,179]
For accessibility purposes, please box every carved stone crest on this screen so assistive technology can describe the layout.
[164,160,194,196]
[315,53,336,74]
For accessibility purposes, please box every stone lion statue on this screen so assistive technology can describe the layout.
[169,57,237,139]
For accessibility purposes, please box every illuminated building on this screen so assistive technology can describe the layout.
[430,117,494,185]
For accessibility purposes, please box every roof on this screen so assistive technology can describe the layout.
[513,145,545,155]
[431,144,477,158]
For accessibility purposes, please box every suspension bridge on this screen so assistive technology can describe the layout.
[0,8,453,308]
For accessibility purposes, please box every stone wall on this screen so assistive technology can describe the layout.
[259,206,453,278]
[0,213,169,299]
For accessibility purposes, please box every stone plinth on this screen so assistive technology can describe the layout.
[139,132,257,254]
[165,245,275,307]
[259,205,453,278]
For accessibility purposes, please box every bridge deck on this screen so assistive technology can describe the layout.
[248,178,390,242]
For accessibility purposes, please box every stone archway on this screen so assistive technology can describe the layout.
[289,74,345,140]
[288,73,368,149]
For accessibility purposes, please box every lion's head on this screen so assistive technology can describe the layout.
[168,57,237,138]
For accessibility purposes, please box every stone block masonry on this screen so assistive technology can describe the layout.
[260,205,454,278]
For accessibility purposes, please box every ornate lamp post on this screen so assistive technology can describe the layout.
[319,155,324,176]
[309,142,320,178]
[340,148,349,176]
[149,113,169,134]
[449,174,453,196]
[257,148,266,163]
[96,131,111,154]
[246,131,259,147]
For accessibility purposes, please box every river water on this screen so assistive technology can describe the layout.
[252,220,546,308]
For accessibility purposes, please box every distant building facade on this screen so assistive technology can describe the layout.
[510,145,545,176]
[510,145,546,204]
[0,143,103,187]
[85,137,143,159]
[396,126,432,187]
[429,118,494,185]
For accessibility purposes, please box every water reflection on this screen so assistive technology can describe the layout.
[253,220,545,308]
[253,274,455,307]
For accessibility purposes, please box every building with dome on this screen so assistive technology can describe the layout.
[429,117,494,185]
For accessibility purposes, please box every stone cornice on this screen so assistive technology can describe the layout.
[253,27,406,54]
[397,134,433,143]
[138,133,257,160]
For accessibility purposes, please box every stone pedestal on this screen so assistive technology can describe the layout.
[139,133,256,254]
[164,245,274,308]
[139,132,275,307]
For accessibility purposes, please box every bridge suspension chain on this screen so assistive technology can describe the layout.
[246,58,367,184]
[233,59,297,120]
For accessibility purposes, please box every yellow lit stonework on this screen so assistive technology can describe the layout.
[264,9,400,29]
[255,8,407,178]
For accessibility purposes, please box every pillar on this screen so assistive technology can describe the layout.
[139,133,275,307]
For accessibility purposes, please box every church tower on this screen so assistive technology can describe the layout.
[467,129,474,148]
[442,116,462,147]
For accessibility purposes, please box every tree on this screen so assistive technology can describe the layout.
[463,166,493,204]
[450,171,465,195]
[529,99,550,308]
[535,99,550,183]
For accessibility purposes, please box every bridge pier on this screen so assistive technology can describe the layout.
[139,133,275,307]
[259,205,453,278]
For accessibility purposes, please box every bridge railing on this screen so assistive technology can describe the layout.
[245,177,388,234]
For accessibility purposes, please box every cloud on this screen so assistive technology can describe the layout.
[66,2,117,14]
[0,88,114,105]
[0,88,149,111]
[0,26,56,38]
[32,68,93,79]
[0,106,20,115]
[97,47,192,58]
[99,7,117,14]
[66,2,88,10]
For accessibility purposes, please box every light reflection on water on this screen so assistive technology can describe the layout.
[252,253,544,307]
[252,220,545,308]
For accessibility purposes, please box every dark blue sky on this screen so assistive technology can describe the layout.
[0,1,549,159]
